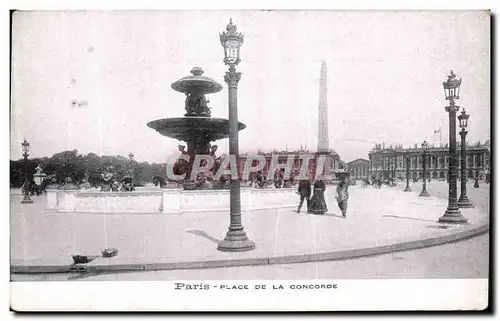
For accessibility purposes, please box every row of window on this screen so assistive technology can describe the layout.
[367,170,485,180]
[370,154,488,170]
[374,153,489,168]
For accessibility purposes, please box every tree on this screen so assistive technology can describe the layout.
[10,149,166,188]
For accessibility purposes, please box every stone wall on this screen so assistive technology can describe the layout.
[46,187,298,214]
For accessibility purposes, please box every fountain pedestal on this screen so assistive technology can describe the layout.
[147,67,246,187]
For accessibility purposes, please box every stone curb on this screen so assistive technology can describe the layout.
[11,223,489,275]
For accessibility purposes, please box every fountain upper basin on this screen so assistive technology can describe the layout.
[147,117,246,141]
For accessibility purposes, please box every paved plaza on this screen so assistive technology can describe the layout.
[10,181,489,275]
[14,232,486,281]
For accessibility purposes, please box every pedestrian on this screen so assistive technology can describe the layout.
[308,180,328,215]
[296,178,311,213]
[336,174,349,218]
[256,170,264,188]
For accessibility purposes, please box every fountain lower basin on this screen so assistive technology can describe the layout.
[46,187,298,214]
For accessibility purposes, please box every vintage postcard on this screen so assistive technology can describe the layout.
[9,10,490,311]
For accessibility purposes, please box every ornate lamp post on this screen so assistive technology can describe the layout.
[128,152,135,182]
[457,108,474,208]
[419,140,430,197]
[439,71,468,223]
[128,152,134,171]
[21,138,33,204]
[217,18,255,252]
[404,155,412,192]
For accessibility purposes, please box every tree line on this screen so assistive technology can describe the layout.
[10,149,167,188]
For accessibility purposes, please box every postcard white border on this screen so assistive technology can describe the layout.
[10,279,489,311]
[4,0,497,317]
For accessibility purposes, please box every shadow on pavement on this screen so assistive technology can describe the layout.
[291,209,344,219]
[382,214,436,223]
[186,229,221,243]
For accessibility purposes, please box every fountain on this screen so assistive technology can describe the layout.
[147,66,245,180]
[45,53,299,214]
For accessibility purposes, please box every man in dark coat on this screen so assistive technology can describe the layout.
[296,178,312,213]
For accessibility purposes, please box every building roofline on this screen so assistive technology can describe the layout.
[348,158,369,163]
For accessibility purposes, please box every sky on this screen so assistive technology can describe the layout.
[10,10,490,163]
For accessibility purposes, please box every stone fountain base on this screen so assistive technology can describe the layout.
[45,187,298,214]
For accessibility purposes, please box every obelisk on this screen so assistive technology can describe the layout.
[318,61,329,153]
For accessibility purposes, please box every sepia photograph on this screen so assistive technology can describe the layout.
[9,9,490,311]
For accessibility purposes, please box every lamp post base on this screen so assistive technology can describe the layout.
[217,228,255,252]
[419,189,429,197]
[457,196,474,208]
[438,208,468,224]
[21,193,33,204]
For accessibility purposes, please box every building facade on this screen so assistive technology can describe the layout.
[347,158,370,180]
[368,141,490,181]
[236,149,342,182]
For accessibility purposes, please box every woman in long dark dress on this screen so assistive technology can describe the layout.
[307,180,328,214]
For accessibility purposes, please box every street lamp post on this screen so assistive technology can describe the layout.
[128,152,135,183]
[21,138,33,204]
[439,71,468,223]
[457,108,474,208]
[217,18,255,252]
[392,155,396,180]
[404,155,412,192]
[419,140,430,197]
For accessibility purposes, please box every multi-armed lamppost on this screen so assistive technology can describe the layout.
[457,108,474,208]
[439,70,468,223]
[217,18,255,252]
[21,138,33,204]
[419,140,430,197]
[404,155,412,192]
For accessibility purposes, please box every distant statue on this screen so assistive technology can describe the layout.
[174,144,192,179]
[185,91,211,117]
[121,175,135,191]
[152,175,167,188]
[204,176,214,189]
[100,166,115,192]
[274,169,284,188]
[79,179,92,190]
[111,181,120,192]
[46,176,59,189]
[256,171,265,188]
[196,172,207,188]
[210,144,218,158]
[59,177,79,190]
[34,164,43,175]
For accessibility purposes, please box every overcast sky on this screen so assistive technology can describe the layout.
[11,10,490,163]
